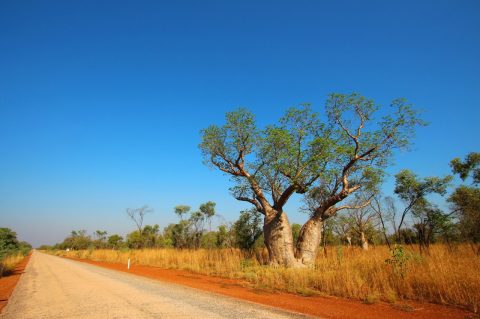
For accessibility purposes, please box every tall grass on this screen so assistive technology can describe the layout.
[51,244,480,312]
[0,254,25,278]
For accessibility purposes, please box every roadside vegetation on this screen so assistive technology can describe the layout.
[0,228,31,278]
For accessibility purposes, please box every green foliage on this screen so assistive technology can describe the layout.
[291,223,302,244]
[170,221,190,248]
[233,209,263,250]
[126,230,143,249]
[385,245,411,278]
[394,169,452,243]
[199,201,216,218]
[394,169,452,203]
[449,185,480,246]
[0,228,19,257]
[0,228,31,260]
[392,228,418,244]
[450,152,480,185]
[449,153,480,252]
[412,202,456,249]
[107,234,124,249]
[56,230,91,250]
[174,205,191,220]
[200,231,218,249]
[216,225,229,248]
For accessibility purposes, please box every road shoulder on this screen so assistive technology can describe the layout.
[0,254,31,313]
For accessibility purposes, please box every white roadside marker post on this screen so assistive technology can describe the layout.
[127,258,131,270]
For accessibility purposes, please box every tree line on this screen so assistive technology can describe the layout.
[40,203,264,251]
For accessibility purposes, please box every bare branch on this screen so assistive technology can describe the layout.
[235,196,264,214]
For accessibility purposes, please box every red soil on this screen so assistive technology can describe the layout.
[65,257,474,319]
[0,254,31,312]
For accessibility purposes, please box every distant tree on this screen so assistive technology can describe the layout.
[171,221,190,249]
[126,205,153,237]
[411,202,454,252]
[450,152,480,185]
[0,228,21,259]
[216,225,230,248]
[0,228,19,253]
[143,224,160,248]
[174,205,191,221]
[394,227,418,244]
[200,93,424,267]
[161,224,175,248]
[37,244,53,250]
[186,201,216,248]
[394,169,452,241]
[189,211,205,249]
[94,230,108,248]
[63,230,91,250]
[201,231,218,248]
[126,230,143,249]
[199,201,216,231]
[332,216,353,246]
[369,195,397,249]
[344,204,379,250]
[107,234,123,249]
[449,152,480,254]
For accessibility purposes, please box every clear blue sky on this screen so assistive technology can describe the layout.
[1,1,479,247]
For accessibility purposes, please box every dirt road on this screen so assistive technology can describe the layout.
[0,251,309,319]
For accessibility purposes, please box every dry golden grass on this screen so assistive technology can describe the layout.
[51,244,480,312]
[0,254,25,278]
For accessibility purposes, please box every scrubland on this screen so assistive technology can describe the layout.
[51,244,480,312]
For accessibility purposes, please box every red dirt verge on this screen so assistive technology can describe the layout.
[0,254,31,312]
[63,256,474,319]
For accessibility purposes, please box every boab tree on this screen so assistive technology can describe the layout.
[200,93,423,267]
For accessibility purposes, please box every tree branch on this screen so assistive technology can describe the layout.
[235,196,264,214]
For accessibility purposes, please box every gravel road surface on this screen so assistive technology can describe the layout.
[0,251,310,319]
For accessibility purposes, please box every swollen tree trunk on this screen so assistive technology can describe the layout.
[263,209,300,267]
[346,236,352,246]
[294,217,323,266]
[360,231,369,250]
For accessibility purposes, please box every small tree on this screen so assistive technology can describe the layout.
[143,224,160,248]
[216,225,230,248]
[94,230,108,248]
[200,201,216,231]
[0,228,20,259]
[126,205,153,237]
[66,230,91,250]
[232,208,263,250]
[411,202,454,252]
[174,205,191,221]
[394,169,452,242]
[107,234,123,249]
[369,195,397,249]
[345,204,379,250]
[448,152,480,254]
